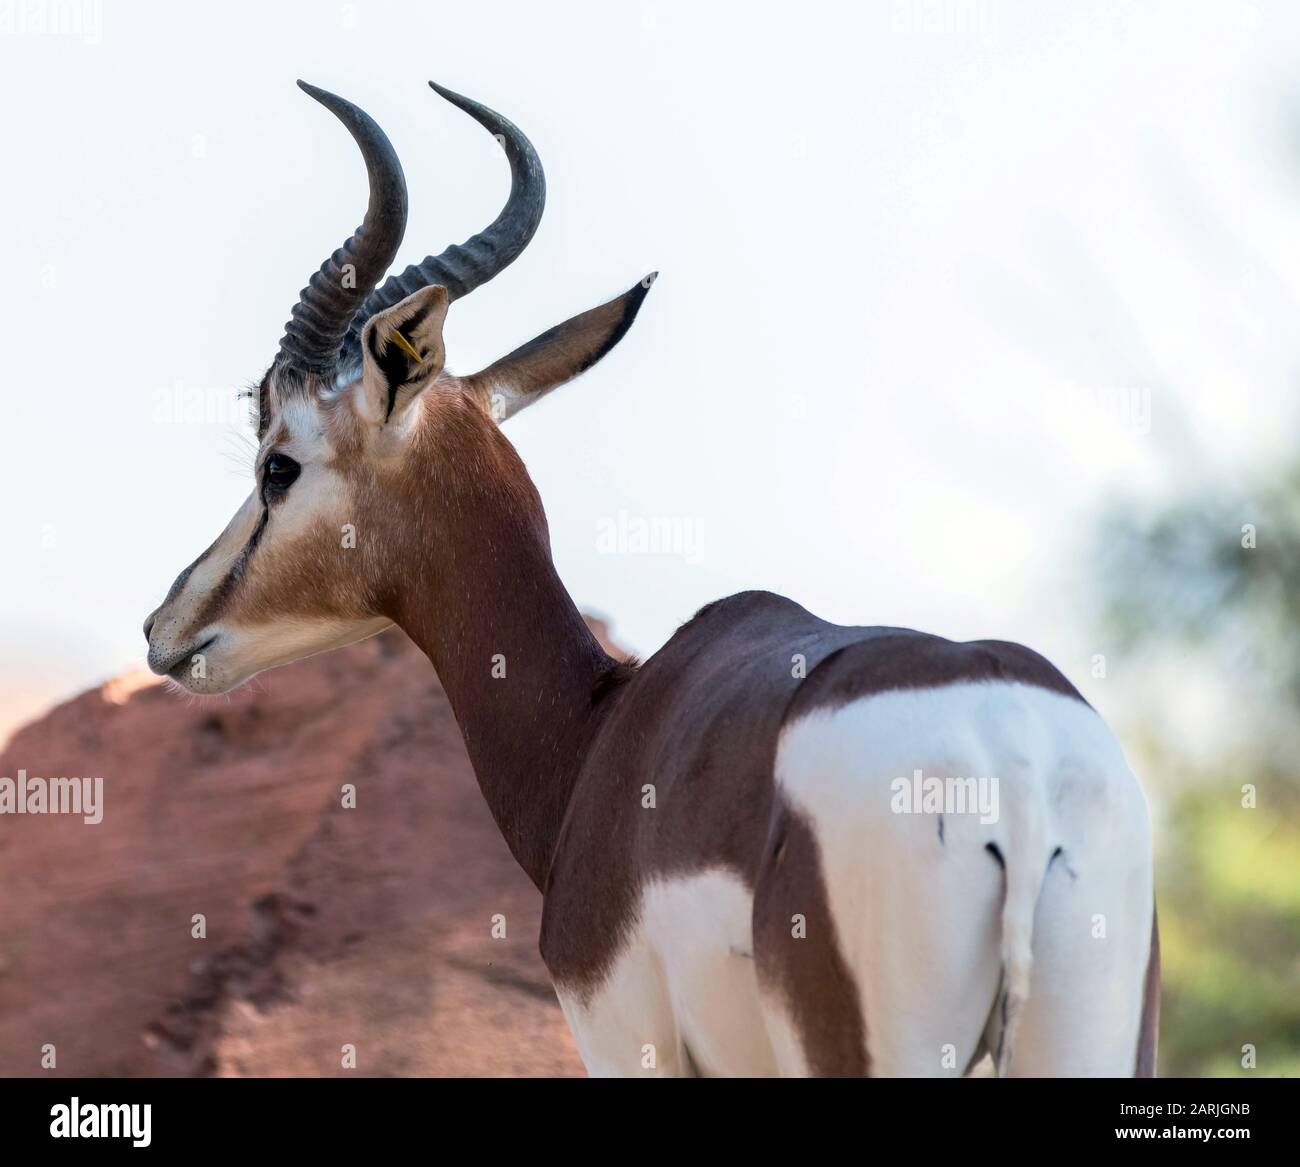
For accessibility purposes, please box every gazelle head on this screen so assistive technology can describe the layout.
[144,81,652,695]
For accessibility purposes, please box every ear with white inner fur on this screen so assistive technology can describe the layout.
[462,274,656,422]
[357,284,449,425]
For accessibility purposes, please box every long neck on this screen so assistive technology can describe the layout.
[387,397,624,889]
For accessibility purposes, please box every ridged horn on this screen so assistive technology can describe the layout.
[277,82,409,375]
[343,81,546,353]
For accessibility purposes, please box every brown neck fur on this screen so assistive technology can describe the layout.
[380,384,628,888]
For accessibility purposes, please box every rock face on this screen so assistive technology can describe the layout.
[0,625,610,1077]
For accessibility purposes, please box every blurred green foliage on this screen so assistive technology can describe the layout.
[1093,472,1300,1077]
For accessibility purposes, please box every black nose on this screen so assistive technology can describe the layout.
[143,611,157,643]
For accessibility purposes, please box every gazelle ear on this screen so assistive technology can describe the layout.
[462,275,655,422]
[357,285,449,425]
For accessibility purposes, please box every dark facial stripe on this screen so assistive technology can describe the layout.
[159,559,198,608]
[151,537,219,630]
[195,506,270,628]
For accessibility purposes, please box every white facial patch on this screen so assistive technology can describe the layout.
[144,489,263,677]
[256,395,352,541]
[148,390,371,694]
[222,614,393,683]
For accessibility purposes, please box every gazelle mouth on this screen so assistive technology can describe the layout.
[157,636,218,680]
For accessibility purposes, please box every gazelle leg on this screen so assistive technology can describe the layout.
[553,934,690,1077]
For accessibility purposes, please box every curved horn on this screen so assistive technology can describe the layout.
[343,81,546,352]
[277,81,409,374]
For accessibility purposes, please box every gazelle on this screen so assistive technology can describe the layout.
[144,81,1159,1077]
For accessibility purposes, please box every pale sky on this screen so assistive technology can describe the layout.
[2,0,1298,744]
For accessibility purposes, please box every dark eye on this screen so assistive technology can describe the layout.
[264,453,300,495]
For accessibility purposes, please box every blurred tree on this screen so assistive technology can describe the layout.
[1091,470,1300,1076]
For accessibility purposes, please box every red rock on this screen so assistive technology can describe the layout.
[0,623,620,1077]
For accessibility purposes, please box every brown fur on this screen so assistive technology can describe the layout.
[147,282,1151,1078]
[752,807,870,1076]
